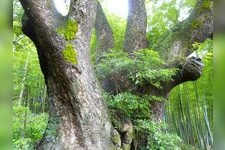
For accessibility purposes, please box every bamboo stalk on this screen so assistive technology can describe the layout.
[18,51,30,105]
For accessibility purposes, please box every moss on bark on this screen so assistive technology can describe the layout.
[62,44,78,64]
[58,19,78,40]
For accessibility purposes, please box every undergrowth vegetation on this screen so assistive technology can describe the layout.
[13,103,48,149]
[105,92,183,149]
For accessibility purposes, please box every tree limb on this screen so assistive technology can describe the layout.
[154,0,213,60]
[123,0,148,52]
[95,1,114,62]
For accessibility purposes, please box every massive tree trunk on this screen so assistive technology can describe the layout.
[123,0,148,52]
[19,0,112,149]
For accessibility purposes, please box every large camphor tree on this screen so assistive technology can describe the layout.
[18,0,212,149]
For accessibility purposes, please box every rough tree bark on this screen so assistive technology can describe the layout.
[95,1,114,62]
[94,1,115,93]
[123,0,148,52]
[19,0,112,149]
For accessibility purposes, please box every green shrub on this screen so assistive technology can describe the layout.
[135,120,182,150]
[13,103,48,149]
[13,138,33,150]
[105,92,151,119]
[96,49,177,89]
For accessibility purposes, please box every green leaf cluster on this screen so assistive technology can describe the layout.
[13,103,48,150]
[106,92,167,120]
[104,11,126,49]
[90,11,126,63]
[105,92,151,119]
[146,0,196,45]
[96,49,177,89]
[135,120,182,150]
[13,39,45,102]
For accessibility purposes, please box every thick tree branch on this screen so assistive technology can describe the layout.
[164,55,204,95]
[154,0,213,60]
[150,0,213,95]
[94,1,115,94]
[148,0,213,121]
[123,0,148,52]
[95,1,114,62]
